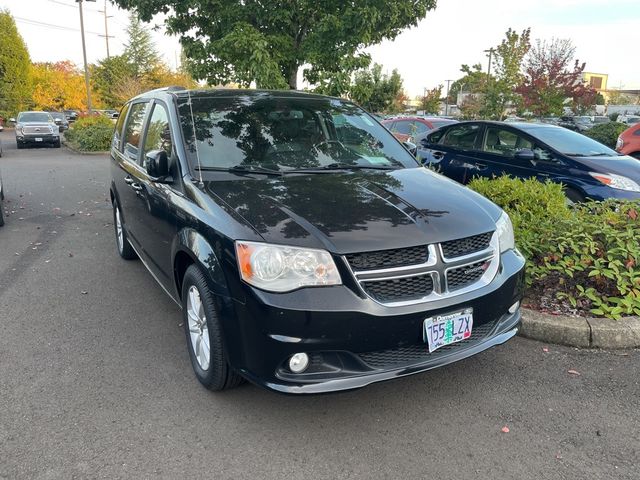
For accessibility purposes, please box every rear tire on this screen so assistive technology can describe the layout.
[181,264,243,391]
[113,201,136,260]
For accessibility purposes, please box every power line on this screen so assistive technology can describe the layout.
[46,0,101,13]
[14,16,104,36]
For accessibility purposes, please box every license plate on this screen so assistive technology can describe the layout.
[35,138,43,142]
[424,308,473,353]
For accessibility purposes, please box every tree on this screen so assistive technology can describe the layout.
[348,64,405,113]
[112,0,437,91]
[31,61,89,110]
[447,64,490,106]
[92,55,136,107]
[122,13,160,79]
[516,38,592,116]
[486,28,531,119]
[418,85,442,114]
[0,10,32,116]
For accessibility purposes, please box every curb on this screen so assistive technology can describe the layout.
[519,308,640,349]
[61,139,109,156]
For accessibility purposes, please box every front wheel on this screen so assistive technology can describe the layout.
[53,140,61,148]
[564,187,586,205]
[113,201,136,260]
[16,142,24,150]
[181,265,243,391]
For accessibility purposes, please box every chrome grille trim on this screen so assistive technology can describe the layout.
[344,233,498,307]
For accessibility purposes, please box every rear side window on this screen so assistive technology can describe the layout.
[442,124,482,150]
[392,120,413,135]
[112,103,130,150]
[122,102,149,162]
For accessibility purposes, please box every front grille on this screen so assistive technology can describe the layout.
[23,126,52,135]
[345,245,428,271]
[441,232,492,258]
[362,274,433,303]
[358,321,496,369]
[446,260,490,291]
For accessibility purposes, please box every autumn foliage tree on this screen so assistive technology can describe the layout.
[516,38,596,116]
[31,61,89,111]
[419,85,442,114]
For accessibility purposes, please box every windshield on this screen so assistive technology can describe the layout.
[18,112,52,123]
[50,112,63,120]
[178,95,418,172]
[574,116,592,124]
[533,126,619,156]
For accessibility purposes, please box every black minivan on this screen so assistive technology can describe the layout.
[109,88,525,394]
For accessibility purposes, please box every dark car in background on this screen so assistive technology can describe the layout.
[382,116,458,143]
[64,110,79,122]
[109,88,524,394]
[11,111,61,149]
[48,111,69,131]
[420,121,640,202]
[558,115,593,132]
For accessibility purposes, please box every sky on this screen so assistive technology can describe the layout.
[1,0,639,97]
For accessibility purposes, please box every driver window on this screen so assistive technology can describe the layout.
[143,104,173,163]
[482,127,533,157]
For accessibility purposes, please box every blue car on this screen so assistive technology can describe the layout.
[420,121,640,202]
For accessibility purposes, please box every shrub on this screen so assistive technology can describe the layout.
[584,121,627,149]
[64,115,114,151]
[469,176,640,319]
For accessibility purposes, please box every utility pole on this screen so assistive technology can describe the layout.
[444,79,453,116]
[484,48,495,83]
[76,0,95,113]
[98,0,114,58]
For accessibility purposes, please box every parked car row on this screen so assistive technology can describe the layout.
[419,120,640,202]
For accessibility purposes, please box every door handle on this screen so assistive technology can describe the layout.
[432,151,444,160]
[475,163,488,171]
[124,175,135,185]
[130,183,143,192]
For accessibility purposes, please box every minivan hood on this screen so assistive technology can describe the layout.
[575,155,640,183]
[204,168,502,254]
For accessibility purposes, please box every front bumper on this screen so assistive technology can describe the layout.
[16,134,59,144]
[223,249,526,394]
[582,184,640,201]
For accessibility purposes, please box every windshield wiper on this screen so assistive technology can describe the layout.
[194,165,283,176]
[289,163,399,173]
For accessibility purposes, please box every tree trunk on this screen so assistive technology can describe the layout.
[287,64,298,90]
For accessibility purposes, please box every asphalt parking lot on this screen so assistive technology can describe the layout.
[0,129,639,479]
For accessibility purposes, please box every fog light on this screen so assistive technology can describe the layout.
[509,301,520,314]
[289,353,309,373]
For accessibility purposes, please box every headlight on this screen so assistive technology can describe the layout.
[589,172,640,192]
[235,241,341,292]
[616,136,624,150]
[495,211,515,254]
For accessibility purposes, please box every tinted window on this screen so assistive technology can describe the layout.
[112,103,130,151]
[427,129,446,144]
[531,126,618,156]
[143,104,172,158]
[442,124,482,150]
[178,96,418,171]
[122,102,149,162]
[482,127,532,157]
[392,120,413,135]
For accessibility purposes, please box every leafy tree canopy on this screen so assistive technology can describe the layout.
[349,63,405,113]
[32,61,90,111]
[111,0,437,91]
[0,10,32,116]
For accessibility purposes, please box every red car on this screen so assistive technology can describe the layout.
[382,116,458,143]
[616,123,640,159]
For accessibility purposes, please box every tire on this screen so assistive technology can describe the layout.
[112,201,136,260]
[181,264,243,391]
[53,140,61,148]
[564,187,586,205]
[16,142,24,150]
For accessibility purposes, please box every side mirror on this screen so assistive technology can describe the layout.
[145,149,170,179]
[403,140,417,157]
[420,138,431,148]
[514,148,535,161]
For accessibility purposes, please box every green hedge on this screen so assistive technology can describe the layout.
[584,122,627,149]
[64,116,114,151]
[469,176,640,319]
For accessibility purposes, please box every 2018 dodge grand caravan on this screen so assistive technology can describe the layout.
[109,88,525,394]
